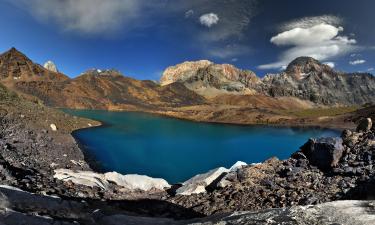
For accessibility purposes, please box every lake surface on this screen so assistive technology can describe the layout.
[64,109,340,183]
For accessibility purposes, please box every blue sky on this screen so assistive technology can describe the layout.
[0,0,374,80]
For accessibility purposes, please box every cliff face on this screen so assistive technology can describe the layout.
[161,57,375,105]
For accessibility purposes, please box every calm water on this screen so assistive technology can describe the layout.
[64,109,339,183]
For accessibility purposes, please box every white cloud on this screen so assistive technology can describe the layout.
[199,13,219,27]
[8,0,145,34]
[185,10,194,18]
[323,62,335,68]
[279,15,342,31]
[350,53,361,57]
[368,67,374,71]
[231,58,238,62]
[270,24,344,46]
[259,18,357,70]
[349,59,366,65]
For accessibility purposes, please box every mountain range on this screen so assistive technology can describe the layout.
[0,47,374,128]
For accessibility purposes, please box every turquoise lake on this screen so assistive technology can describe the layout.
[64,109,340,183]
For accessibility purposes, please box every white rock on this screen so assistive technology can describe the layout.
[50,124,57,131]
[54,169,170,192]
[229,161,247,171]
[176,167,229,195]
[54,169,108,190]
[43,60,58,72]
[104,172,170,191]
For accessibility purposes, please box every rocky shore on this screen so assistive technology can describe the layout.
[0,81,375,224]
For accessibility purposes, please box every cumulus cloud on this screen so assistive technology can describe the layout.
[368,67,374,71]
[259,16,357,70]
[8,0,147,34]
[270,24,344,46]
[349,59,366,65]
[199,13,219,27]
[323,62,335,68]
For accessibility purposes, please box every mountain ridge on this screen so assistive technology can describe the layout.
[160,56,375,105]
[0,47,374,129]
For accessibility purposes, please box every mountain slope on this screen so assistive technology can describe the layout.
[0,50,206,110]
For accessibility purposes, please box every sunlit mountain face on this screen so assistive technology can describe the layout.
[0,0,374,79]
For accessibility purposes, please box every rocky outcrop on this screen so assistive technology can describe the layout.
[160,60,259,96]
[43,60,58,72]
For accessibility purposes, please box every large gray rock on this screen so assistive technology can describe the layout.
[176,161,247,195]
[176,167,229,195]
[300,137,344,170]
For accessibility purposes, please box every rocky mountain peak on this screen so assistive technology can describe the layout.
[160,60,213,85]
[1,47,32,63]
[43,60,58,72]
[0,48,68,81]
[285,56,333,79]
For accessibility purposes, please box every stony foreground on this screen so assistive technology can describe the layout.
[0,185,374,225]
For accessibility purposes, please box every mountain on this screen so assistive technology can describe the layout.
[0,48,205,110]
[43,60,58,72]
[161,60,259,97]
[161,57,375,105]
[259,57,375,105]
[0,48,68,82]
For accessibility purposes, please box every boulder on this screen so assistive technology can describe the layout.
[357,118,373,132]
[104,172,170,191]
[176,167,229,195]
[300,137,344,171]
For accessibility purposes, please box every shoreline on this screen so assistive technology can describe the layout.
[64,108,343,184]
[64,107,351,133]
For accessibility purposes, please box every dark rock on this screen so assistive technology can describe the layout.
[357,118,373,132]
[300,137,345,171]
